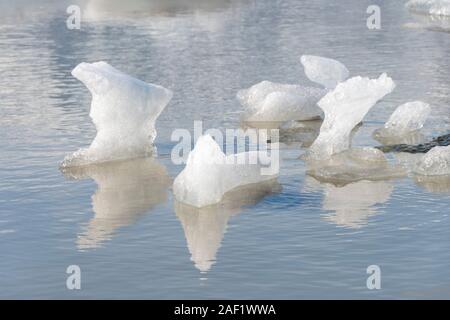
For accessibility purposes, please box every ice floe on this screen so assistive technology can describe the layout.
[300,55,349,89]
[61,62,172,167]
[237,81,326,122]
[173,135,278,207]
[307,73,396,159]
[237,55,350,124]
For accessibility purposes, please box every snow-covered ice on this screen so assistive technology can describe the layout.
[414,145,450,176]
[237,81,326,122]
[300,55,349,89]
[61,62,172,167]
[374,101,431,139]
[406,0,450,16]
[307,73,396,159]
[173,135,278,207]
[306,147,406,185]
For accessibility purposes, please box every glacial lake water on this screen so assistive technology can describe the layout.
[1,0,450,299]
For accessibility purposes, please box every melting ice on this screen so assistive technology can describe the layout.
[307,73,396,159]
[173,135,278,207]
[61,62,172,167]
[237,55,349,123]
[300,55,349,89]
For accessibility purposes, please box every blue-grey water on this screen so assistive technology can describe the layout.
[1,0,450,299]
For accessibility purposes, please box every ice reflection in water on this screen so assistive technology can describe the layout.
[175,180,281,272]
[414,174,450,193]
[305,177,393,229]
[62,158,171,250]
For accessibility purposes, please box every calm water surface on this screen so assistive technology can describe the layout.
[1,0,450,299]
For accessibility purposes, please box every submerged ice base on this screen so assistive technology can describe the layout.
[308,73,396,159]
[306,147,406,185]
[61,61,172,167]
[173,135,278,207]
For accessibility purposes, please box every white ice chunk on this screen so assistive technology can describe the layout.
[237,81,326,122]
[406,0,450,16]
[414,145,450,176]
[173,135,278,207]
[300,55,349,89]
[374,101,431,139]
[308,73,396,159]
[61,61,172,167]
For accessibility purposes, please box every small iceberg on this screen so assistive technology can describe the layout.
[300,55,349,89]
[406,0,450,16]
[61,61,172,167]
[404,10,450,32]
[308,73,396,159]
[173,135,278,207]
[306,147,406,185]
[237,81,326,122]
[237,55,348,123]
[414,145,450,176]
[373,101,431,140]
